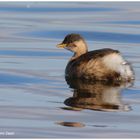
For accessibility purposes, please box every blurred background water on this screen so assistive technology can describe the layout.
[0,2,140,138]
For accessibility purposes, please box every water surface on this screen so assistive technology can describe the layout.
[0,2,140,138]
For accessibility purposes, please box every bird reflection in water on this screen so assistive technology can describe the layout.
[64,78,134,112]
[56,121,85,128]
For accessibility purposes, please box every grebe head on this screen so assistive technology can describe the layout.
[57,33,88,57]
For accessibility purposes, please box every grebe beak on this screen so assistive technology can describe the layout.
[57,43,67,48]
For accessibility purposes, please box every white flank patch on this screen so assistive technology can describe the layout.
[102,53,125,72]
[102,53,133,79]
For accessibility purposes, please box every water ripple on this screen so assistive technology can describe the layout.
[0,6,117,13]
[21,30,140,44]
[0,73,49,85]
[0,50,71,57]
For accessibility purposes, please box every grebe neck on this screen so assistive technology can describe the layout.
[70,40,88,61]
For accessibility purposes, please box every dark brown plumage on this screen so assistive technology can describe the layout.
[57,33,134,82]
[62,33,84,44]
[65,48,121,81]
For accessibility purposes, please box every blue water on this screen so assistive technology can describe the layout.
[22,30,140,43]
[0,2,140,138]
[0,50,70,57]
[0,6,117,12]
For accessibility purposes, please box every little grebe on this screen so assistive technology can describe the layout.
[57,33,134,82]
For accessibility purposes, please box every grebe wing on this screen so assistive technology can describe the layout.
[72,48,120,66]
